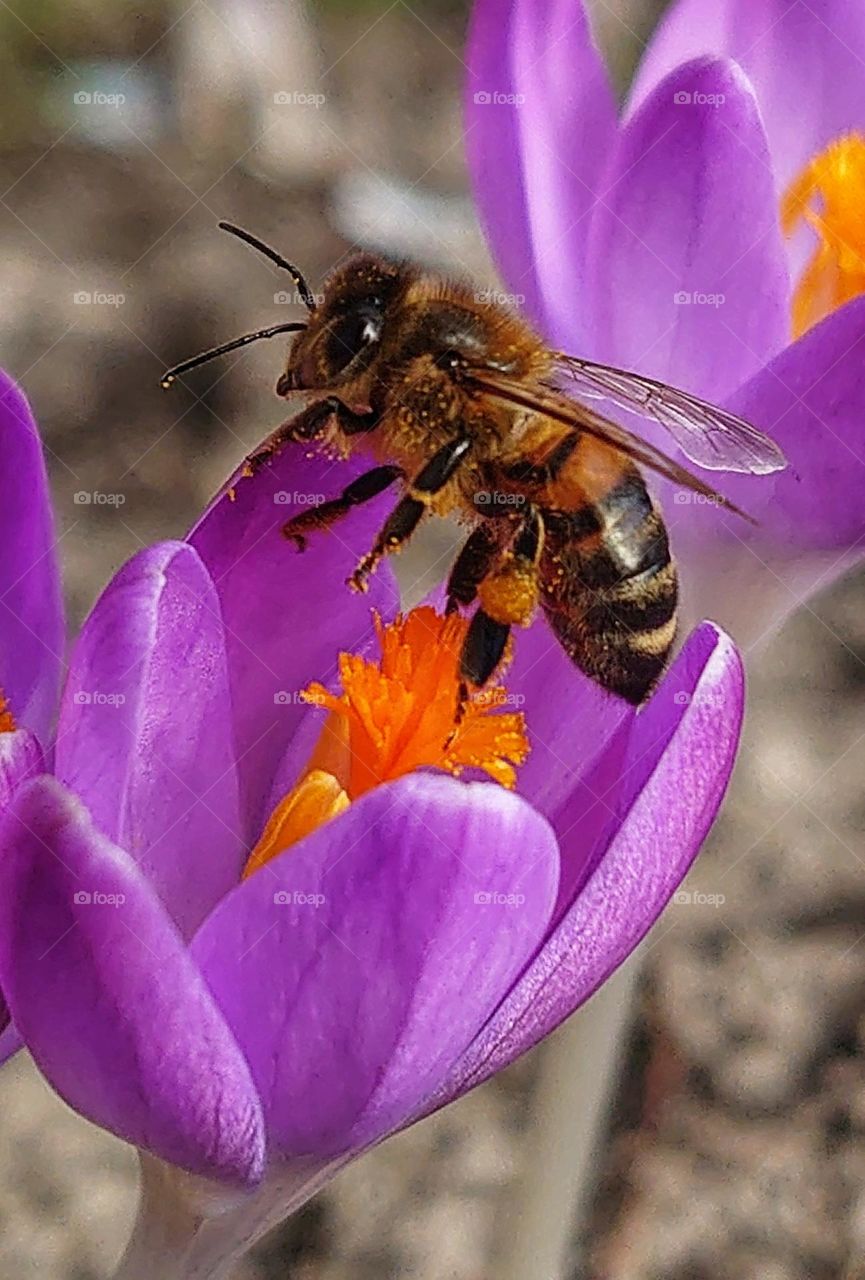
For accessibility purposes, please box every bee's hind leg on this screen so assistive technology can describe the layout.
[459,507,545,687]
[349,434,472,592]
[282,465,403,551]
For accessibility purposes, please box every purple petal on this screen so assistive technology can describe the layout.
[0,373,64,741]
[55,542,243,937]
[585,57,789,399]
[192,772,559,1160]
[663,296,865,638]
[0,728,44,812]
[0,777,265,1185]
[632,0,865,195]
[189,443,399,838]
[465,0,617,347]
[504,617,632,822]
[440,622,743,1099]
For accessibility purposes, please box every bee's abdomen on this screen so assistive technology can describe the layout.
[541,472,678,704]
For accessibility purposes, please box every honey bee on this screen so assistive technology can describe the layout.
[162,223,786,704]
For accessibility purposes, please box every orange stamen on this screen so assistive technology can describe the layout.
[782,133,865,337]
[244,606,529,876]
[0,690,16,734]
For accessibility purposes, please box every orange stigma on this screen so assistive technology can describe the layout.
[782,133,865,337]
[244,607,529,877]
[0,690,16,734]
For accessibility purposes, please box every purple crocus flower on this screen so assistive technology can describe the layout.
[0,373,743,1274]
[466,0,865,644]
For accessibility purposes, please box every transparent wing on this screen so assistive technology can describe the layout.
[469,372,756,524]
[555,354,787,475]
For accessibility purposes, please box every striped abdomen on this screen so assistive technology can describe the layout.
[539,468,678,704]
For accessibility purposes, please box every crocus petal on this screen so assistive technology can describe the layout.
[192,772,559,1160]
[585,57,789,400]
[0,727,44,812]
[0,777,265,1185]
[0,373,64,740]
[504,617,631,822]
[439,622,743,1099]
[190,443,399,838]
[662,296,865,640]
[465,0,617,347]
[631,0,865,195]
[697,296,865,547]
[54,541,243,938]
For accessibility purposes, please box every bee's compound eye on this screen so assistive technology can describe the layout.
[326,303,382,374]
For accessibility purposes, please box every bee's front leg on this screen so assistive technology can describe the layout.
[242,397,378,477]
[349,434,473,591]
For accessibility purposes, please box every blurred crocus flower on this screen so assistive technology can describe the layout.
[466,0,865,642]
[0,383,743,1275]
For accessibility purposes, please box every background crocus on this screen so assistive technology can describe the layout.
[0,406,745,1276]
[466,0,865,645]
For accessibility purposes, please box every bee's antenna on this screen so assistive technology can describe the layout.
[159,322,306,389]
[218,221,318,312]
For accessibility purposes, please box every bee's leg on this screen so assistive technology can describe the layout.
[349,434,472,591]
[243,397,378,476]
[445,523,504,613]
[282,465,403,551]
[460,507,544,687]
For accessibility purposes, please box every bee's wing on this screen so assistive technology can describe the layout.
[469,372,757,524]
[555,354,787,475]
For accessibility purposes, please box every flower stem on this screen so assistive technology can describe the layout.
[490,960,639,1279]
[113,1153,345,1280]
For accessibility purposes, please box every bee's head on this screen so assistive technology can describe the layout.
[279,253,411,395]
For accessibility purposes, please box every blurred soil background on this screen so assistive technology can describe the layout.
[0,1,864,1278]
